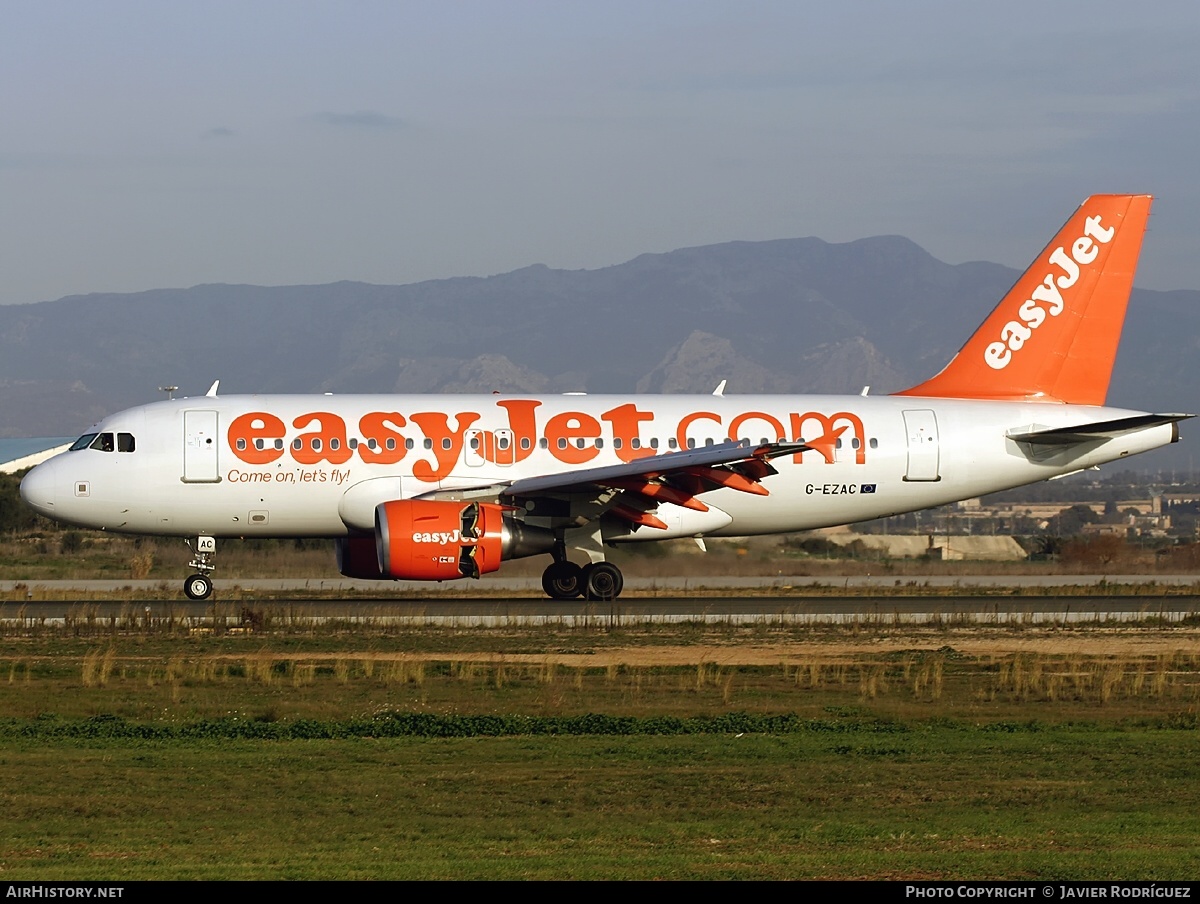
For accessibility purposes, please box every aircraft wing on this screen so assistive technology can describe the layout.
[498,440,808,530]
[501,440,804,496]
[415,440,808,530]
[1007,413,1192,446]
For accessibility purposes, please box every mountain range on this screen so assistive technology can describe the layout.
[1,234,1195,466]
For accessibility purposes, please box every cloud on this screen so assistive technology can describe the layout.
[310,111,406,131]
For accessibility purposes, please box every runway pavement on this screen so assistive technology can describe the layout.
[4,573,1200,595]
[3,589,1199,626]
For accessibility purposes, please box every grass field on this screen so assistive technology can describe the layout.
[0,619,1198,880]
[4,729,1198,880]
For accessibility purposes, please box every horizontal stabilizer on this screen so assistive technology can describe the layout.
[1007,413,1192,446]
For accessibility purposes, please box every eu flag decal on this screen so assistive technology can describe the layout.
[860,484,877,494]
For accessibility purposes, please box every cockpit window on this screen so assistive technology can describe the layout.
[70,431,135,452]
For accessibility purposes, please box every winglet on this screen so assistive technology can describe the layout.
[896,194,1152,405]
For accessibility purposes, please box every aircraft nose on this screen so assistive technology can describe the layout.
[19,464,57,517]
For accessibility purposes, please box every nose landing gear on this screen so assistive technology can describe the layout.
[184,572,213,601]
[183,535,216,600]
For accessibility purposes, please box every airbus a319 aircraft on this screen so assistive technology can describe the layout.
[20,195,1188,601]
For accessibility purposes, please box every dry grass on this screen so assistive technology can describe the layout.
[985,650,1200,704]
[0,630,1184,725]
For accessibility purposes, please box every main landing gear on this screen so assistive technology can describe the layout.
[540,559,624,601]
[183,535,216,601]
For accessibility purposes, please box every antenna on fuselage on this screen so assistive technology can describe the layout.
[206,380,220,398]
[158,385,178,400]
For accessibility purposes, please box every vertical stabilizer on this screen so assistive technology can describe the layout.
[896,194,1152,404]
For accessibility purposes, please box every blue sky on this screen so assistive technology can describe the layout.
[4,0,1199,304]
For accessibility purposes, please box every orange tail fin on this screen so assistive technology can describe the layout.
[895,194,1152,404]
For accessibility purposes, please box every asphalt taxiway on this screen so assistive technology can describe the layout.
[3,593,1198,626]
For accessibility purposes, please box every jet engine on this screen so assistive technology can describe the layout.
[372,499,554,581]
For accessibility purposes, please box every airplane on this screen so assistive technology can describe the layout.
[19,194,1189,602]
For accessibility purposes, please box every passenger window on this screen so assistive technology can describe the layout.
[441,438,452,450]
[668,438,678,450]
[237,439,248,451]
[274,439,284,451]
[687,438,696,450]
[118,433,135,453]
[539,438,548,449]
[330,438,341,451]
[851,438,860,449]
[292,438,303,451]
[386,438,396,451]
[869,438,878,449]
[498,437,510,450]
[631,438,641,450]
[405,439,414,450]
[649,438,659,450]
[521,438,531,451]
[424,439,433,450]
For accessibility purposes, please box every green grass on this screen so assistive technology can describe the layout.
[0,728,1197,879]
[0,624,1197,879]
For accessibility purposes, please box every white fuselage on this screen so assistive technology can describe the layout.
[18,393,1176,540]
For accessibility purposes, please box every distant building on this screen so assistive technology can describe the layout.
[821,532,1027,561]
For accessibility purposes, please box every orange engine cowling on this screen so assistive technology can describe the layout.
[375,500,514,581]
